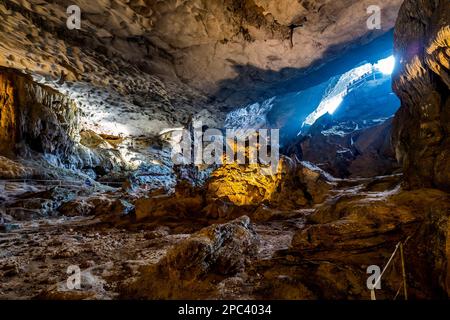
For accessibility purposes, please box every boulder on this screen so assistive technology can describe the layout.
[122,216,259,299]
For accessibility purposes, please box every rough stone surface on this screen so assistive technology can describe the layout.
[122,216,259,299]
[292,117,400,178]
[0,0,403,106]
[206,157,334,209]
[134,157,334,222]
[0,68,79,159]
[0,156,34,179]
[0,0,449,302]
[392,0,450,191]
[287,186,450,299]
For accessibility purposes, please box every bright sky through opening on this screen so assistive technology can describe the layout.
[303,56,396,126]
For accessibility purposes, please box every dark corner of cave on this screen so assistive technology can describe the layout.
[0,0,449,304]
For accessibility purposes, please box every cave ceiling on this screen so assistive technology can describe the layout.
[1,0,403,107]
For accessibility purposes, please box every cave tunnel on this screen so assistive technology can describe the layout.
[0,0,449,306]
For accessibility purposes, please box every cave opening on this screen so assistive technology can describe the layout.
[225,48,401,179]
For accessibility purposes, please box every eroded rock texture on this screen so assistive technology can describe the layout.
[0,0,403,106]
[291,117,399,178]
[392,0,450,191]
[0,67,177,184]
[122,216,259,299]
[206,158,333,209]
[134,158,334,222]
[275,186,450,299]
[0,67,79,160]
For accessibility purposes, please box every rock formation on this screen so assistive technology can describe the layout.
[392,0,450,191]
[134,158,334,222]
[122,216,259,299]
[291,116,400,178]
[0,68,79,160]
[0,0,403,105]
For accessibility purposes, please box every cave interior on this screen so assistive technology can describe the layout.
[0,0,449,300]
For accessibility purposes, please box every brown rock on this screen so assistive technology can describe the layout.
[58,200,94,217]
[0,67,79,159]
[392,0,450,191]
[206,157,334,214]
[288,187,450,299]
[122,216,259,299]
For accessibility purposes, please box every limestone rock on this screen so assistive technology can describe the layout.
[122,216,259,299]
[288,187,450,298]
[134,186,204,221]
[392,0,450,191]
[289,116,400,178]
[0,68,79,160]
[58,199,95,217]
[0,0,403,107]
[58,196,134,218]
[7,187,77,220]
[0,156,34,179]
[206,157,334,211]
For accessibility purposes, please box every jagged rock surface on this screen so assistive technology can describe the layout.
[206,158,333,209]
[0,0,403,107]
[0,0,449,302]
[284,186,450,299]
[135,158,334,221]
[287,116,399,178]
[122,216,259,299]
[392,0,450,191]
[0,68,79,160]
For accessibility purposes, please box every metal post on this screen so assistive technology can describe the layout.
[399,243,408,300]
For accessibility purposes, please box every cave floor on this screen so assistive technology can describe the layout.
[2,172,441,300]
[0,199,305,299]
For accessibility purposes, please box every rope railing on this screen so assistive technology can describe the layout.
[370,237,410,300]
[347,71,385,94]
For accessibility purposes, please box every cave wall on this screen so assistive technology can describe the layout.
[392,0,450,297]
[0,71,16,156]
[0,67,79,160]
[392,0,450,191]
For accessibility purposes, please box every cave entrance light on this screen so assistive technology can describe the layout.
[302,55,397,127]
[375,55,396,75]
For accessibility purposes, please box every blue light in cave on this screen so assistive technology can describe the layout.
[323,95,344,115]
[303,55,396,127]
[375,55,396,75]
